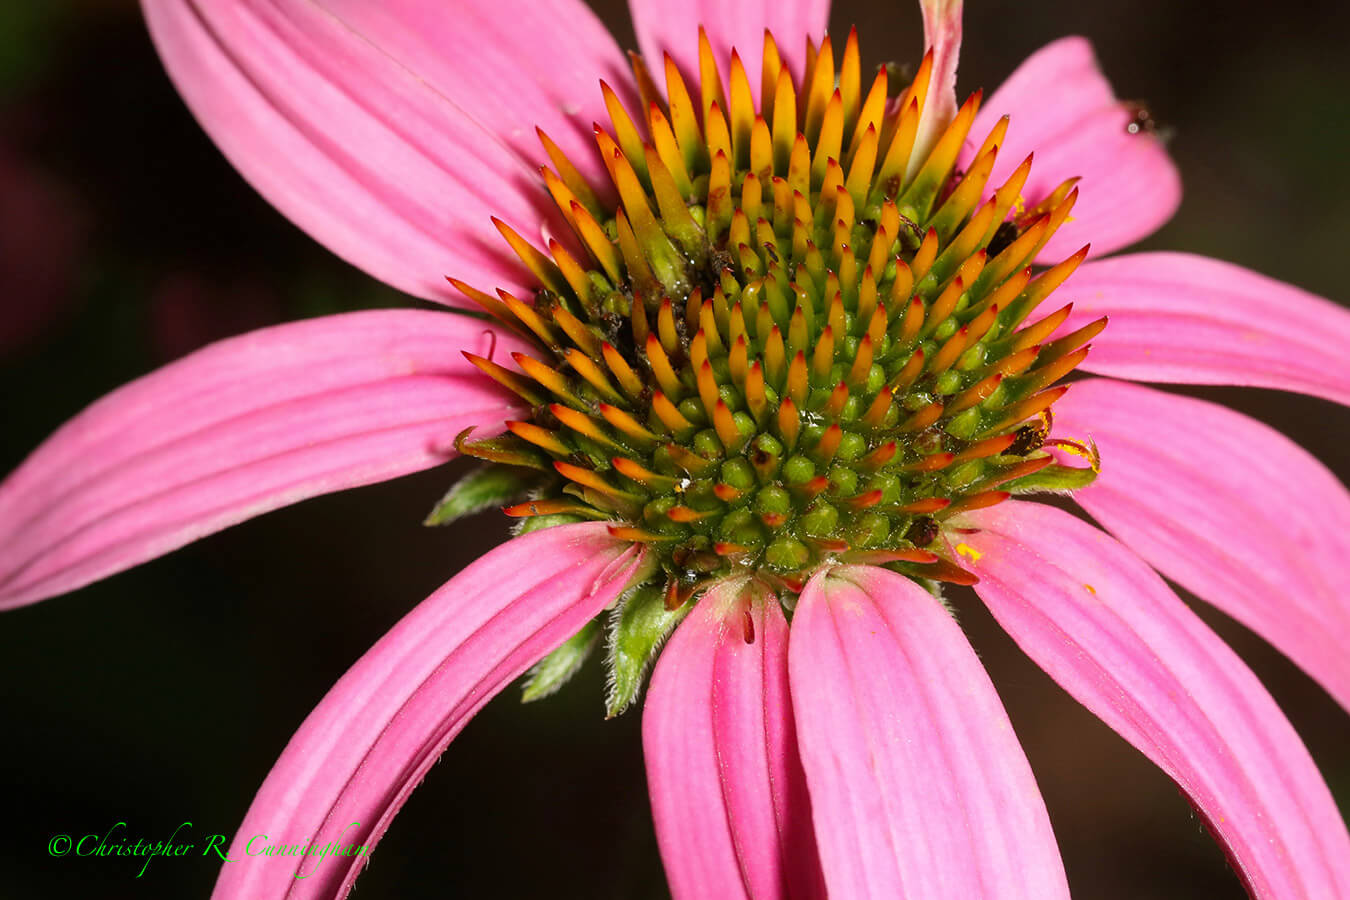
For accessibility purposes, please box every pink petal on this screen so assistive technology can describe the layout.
[211,523,644,899]
[142,0,575,304]
[0,310,528,608]
[643,577,825,900]
[628,0,829,95]
[1055,252,1350,405]
[306,0,630,192]
[912,0,963,179]
[789,565,1070,899]
[1051,378,1350,712]
[961,501,1350,899]
[971,37,1180,260]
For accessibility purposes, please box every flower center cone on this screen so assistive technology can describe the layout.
[458,27,1101,599]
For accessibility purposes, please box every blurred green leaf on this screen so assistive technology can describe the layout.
[423,463,541,526]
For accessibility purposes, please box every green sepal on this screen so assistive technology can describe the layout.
[512,513,588,536]
[521,619,602,702]
[453,427,550,470]
[1003,462,1098,495]
[604,582,690,718]
[424,463,545,526]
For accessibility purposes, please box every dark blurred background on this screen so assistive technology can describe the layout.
[2,1,1347,897]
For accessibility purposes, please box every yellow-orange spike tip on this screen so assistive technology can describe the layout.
[610,525,681,544]
[504,499,603,519]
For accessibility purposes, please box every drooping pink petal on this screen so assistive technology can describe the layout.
[304,0,631,192]
[1051,378,1350,712]
[961,501,1350,899]
[142,0,574,304]
[644,576,825,900]
[789,565,1070,899]
[628,0,829,96]
[911,0,963,179]
[0,310,529,609]
[212,523,644,899]
[970,36,1180,260]
[1052,252,1350,405]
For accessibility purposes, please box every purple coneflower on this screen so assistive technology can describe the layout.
[2,0,1348,897]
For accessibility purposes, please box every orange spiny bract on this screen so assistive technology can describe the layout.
[456,27,1095,592]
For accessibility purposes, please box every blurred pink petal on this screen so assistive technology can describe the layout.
[912,0,962,179]
[790,565,1069,899]
[213,523,644,899]
[644,577,825,900]
[972,36,1180,260]
[1052,379,1350,712]
[962,502,1350,899]
[628,0,829,95]
[1056,252,1350,405]
[142,0,573,304]
[309,0,630,192]
[0,310,528,608]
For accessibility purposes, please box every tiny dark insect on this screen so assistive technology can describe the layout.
[905,515,940,547]
[987,221,1020,257]
[599,310,641,366]
[896,212,924,248]
[1008,423,1047,456]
